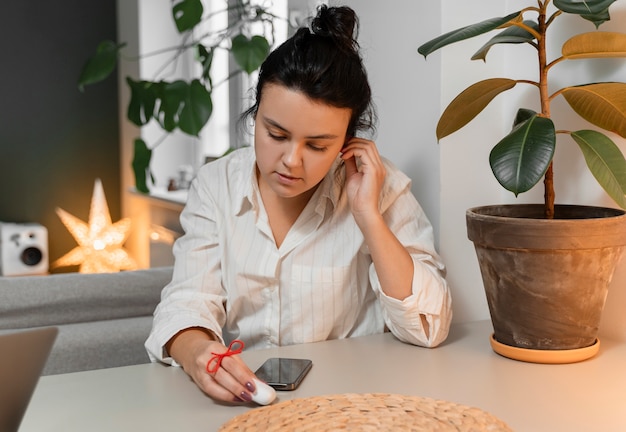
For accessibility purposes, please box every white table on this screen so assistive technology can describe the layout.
[21,320,626,431]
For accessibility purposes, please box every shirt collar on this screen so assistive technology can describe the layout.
[234,148,258,217]
[315,157,345,215]
[235,153,346,217]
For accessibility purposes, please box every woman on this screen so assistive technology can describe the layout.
[146,5,452,404]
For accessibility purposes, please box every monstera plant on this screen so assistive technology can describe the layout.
[78,0,279,193]
[419,0,626,218]
[419,0,626,362]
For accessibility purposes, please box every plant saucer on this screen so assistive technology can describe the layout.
[489,334,600,364]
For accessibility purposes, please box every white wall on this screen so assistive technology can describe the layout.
[438,0,511,324]
[339,0,496,323]
[337,0,443,245]
[339,1,626,341]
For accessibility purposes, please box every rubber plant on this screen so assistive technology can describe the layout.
[418,0,626,218]
[78,0,278,193]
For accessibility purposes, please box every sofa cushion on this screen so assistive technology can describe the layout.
[39,316,154,375]
[0,267,172,330]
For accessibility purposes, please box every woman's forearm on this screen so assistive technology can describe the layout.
[358,214,414,301]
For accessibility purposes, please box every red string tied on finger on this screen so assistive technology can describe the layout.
[206,339,244,375]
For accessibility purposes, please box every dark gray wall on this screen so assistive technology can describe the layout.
[1,2,119,272]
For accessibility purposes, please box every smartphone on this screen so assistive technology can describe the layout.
[254,357,313,391]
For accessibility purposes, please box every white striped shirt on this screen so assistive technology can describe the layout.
[145,147,452,363]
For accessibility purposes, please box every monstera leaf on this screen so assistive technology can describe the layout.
[231,34,271,74]
[126,78,158,126]
[78,41,125,91]
[155,80,212,136]
[172,0,203,33]
[132,139,153,194]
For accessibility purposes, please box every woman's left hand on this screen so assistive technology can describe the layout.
[341,137,386,224]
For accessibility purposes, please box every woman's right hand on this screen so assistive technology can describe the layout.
[167,328,259,403]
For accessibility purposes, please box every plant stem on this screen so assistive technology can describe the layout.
[538,1,555,219]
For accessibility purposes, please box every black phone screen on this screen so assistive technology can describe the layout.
[254,357,313,391]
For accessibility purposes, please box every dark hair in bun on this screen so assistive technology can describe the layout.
[242,5,376,138]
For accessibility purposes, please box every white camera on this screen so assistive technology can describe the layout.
[0,222,49,276]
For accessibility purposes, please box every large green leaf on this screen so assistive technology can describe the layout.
[158,81,187,132]
[156,80,212,136]
[554,0,616,15]
[418,11,522,58]
[437,78,517,140]
[571,129,626,208]
[580,8,612,28]
[554,0,616,27]
[513,108,537,126]
[561,83,626,138]
[471,21,538,61]
[126,78,158,126]
[78,41,125,92]
[231,35,271,74]
[562,32,626,59]
[179,79,212,136]
[489,114,556,195]
[132,138,152,194]
[172,0,203,33]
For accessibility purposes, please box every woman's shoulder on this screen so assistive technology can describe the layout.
[381,156,411,191]
[376,156,416,213]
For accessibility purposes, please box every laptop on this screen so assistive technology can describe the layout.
[0,327,58,432]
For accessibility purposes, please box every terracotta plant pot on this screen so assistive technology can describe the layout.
[466,204,626,363]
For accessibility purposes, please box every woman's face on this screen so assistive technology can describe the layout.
[254,84,351,200]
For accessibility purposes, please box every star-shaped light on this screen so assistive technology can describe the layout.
[53,178,137,273]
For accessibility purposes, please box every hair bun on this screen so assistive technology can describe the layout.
[310,5,359,53]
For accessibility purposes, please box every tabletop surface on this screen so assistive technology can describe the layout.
[20,320,626,432]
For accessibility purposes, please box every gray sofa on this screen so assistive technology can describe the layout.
[0,266,172,375]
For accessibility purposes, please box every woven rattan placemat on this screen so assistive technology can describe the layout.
[219,393,513,431]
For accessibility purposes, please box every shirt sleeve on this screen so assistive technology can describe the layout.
[144,168,227,364]
[368,163,453,348]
